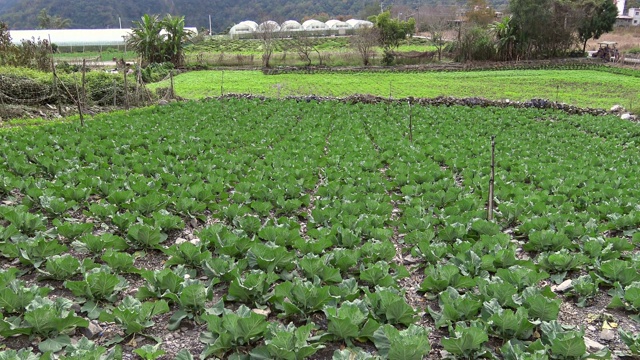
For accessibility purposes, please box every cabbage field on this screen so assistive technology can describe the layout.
[0,98,639,359]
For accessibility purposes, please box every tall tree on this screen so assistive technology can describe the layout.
[350,27,379,66]
[466,0,495,26]
[161,15,193,67]
[577,0,618,52]
[127,14,164,66]
[490,15,518,60]
[369,10,415,50]
[37,9,71,29]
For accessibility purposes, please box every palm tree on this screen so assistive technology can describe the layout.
[37,9,71,29]
[161,15,193,67]
[490,16,518,61]
[127,14,164,66]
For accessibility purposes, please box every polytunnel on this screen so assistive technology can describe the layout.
[229,21,259,35]
[8,28,198,50]
[302,19,328,30]
[346,19,374,29]
[258,21,281,32]
[280,20,302,31]
[326,20,352,29]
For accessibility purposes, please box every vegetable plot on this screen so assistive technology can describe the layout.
[0,99,639,359]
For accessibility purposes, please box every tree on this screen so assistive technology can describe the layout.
[369,11,415,65]
[509,0,576,58]
[161,15,193,67]
[490,16,518,61]
[369,11,416,51]
[37,9,71,29]
[290,33,321,66]
[127,14,165,66]
[466,0,495,26]
[350,27,379,66]
[577,0,618,52]
[420,6,454,61]
[258,21,280,68]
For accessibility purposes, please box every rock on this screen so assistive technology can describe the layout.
[81,321,103,339]
[158,99,169,106]
[611,105,624,112]
[621,113,632,120]
[252,308,271,317]
[553,279,573,293]
[599,328,616,341]
[175,237,187,245]
[584,337,605,351]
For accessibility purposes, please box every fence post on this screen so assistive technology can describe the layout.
[123,68,129,110]
[113,79,117,107]
[81,59,86,110]
[49,35,62,116]
[170,71,175,99]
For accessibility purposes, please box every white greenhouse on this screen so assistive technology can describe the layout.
[326,20,352,29]
[280,20,302,31]
[302,19,329,30]
[346,19,374,29]
[8,28,198,51]
[229,21,259,36]
[258,21,281,32]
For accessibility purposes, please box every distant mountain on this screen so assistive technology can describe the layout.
[0,0,19,13]
[0,0,507,33]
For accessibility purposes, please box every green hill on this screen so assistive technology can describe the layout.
[0,0,511,33]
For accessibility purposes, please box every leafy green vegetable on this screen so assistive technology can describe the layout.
[365,287,416,326]
[372,324,431,360]
[41,254,81,280]
[99,296,169,335]
[200,305,268,358]
[126,224,168,249]
[441,322,489,359]
[324,300,372,342]
[133,344,165,360]
[252,322,323,360]
[65,267,128,302]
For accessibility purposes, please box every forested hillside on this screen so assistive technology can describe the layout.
[0,0,508,32]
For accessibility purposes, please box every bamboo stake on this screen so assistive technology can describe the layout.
[49,35,62,116]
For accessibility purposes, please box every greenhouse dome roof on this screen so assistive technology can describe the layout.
[258,21,280,32]
[280,20,302,31]
[302,19,328,30]
[229,21,259,35]
[326,20,352,29]
[346,19,374,29]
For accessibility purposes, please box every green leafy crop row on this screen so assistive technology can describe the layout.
[0,98,638,359]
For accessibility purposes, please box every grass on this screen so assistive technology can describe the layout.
[147,68,640,112]
[54,50,137,62]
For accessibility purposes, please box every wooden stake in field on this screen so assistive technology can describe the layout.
[123,68,129,110]
[113,79,117,107]
[169,71,175,100]
[49,35,62,116]
[221,70,224,96]
[487,135,496,221]
[81,59,86,111]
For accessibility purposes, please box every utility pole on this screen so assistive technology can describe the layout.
[209,15,212,35]
[119,17,122,29]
